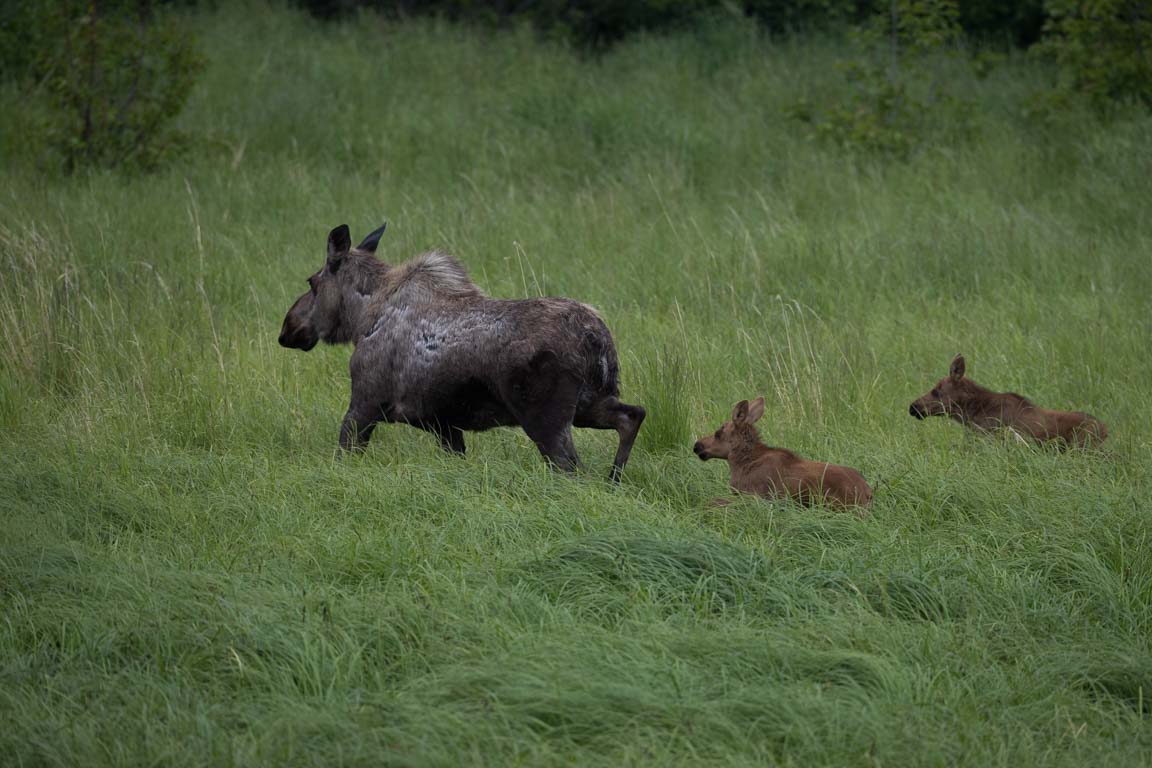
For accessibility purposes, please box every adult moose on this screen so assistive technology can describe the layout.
[279,224,645,479]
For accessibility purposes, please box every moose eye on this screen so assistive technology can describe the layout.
[931,388,941,398]
[714,429,722,438]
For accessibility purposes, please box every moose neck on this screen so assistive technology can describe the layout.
[728,425,768,467]
[339,290,379,344]
[952,380,1002,425]
[337,254,393,345]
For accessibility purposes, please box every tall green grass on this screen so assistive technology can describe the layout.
[1,3,1151,765]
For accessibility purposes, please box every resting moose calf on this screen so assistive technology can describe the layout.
[693,397,873,510]
[909,354,1107,448]
[279,224,645,479]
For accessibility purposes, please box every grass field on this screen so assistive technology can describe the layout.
[2,4,1152,765]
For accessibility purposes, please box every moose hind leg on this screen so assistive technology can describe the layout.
[574,396,646,481]
[511,399,581,471]
[503,352,583,473]
[529,424,581,473]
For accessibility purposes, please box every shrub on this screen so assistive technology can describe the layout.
[787,0,976,157]
[32,0,203,172]
[1040,0,1152,113]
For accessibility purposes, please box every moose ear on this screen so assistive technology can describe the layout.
[949,354,966,382]
[355,222,387,253]
[327,224,351,269]
[731,400,750,424]
[746,396,766,424]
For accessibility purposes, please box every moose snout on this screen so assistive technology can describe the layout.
[909,402,927,420]
[278,324,317,351]
[693,441,708,460]
[278,329,303,349]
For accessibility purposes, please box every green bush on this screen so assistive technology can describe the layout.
[1040,0,1152,112]
[31,0,203,172]
[788,0,976,156]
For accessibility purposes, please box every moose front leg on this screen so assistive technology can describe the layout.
[418,421,466,456]
[439,426,466,455]
[339,402,380,452]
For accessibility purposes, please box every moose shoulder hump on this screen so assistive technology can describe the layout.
[382,251,484,304]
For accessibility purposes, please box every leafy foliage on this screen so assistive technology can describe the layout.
[788,0,975,156]
[33,0,203,172]
[1040,0,1152,113]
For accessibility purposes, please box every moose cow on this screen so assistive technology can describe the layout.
[279,224,646,479]
[693,397,873,510]
[909,354,1107,448]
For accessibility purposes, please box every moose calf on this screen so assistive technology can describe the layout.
[909,354,1107,448]
[693,397,873,510]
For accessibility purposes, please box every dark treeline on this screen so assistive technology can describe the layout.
[2,0,1145,174]
[298,0,1047,48]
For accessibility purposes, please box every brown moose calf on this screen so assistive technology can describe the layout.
[909,354,1107,448]
[693,397,873,510]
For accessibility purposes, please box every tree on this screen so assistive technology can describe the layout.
[35,0,203,172]
[1041,0,1152,112]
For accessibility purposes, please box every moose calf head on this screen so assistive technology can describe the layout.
[909,354,974,420]
[694,397,766,460]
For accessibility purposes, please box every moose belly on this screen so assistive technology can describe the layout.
[384,377,516,432]
[433,378,517,431]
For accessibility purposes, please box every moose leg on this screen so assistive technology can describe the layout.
[422,422,466,455]
[511,393,582,472]
[523,422,581,472]
[339,402,380,452]
[574,397,646,481]
[503,352,582,472]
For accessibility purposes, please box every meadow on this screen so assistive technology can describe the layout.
[2,4,1151,765]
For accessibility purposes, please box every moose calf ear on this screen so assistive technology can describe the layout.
[747,396,766,424]
[355,222,387,254]
[327,224,351,269]
[950,354,966,382]
[732,400,750,424]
